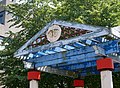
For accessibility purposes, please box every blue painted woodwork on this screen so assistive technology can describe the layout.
[55,57,100,67]
[14,20,110,57]
[79,63,120,76]
[14,20,120,77]
[24,39,120,77]
[27,40,119,64]
[23,39,120,77]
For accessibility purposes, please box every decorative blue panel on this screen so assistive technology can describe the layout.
[27,40,119,66]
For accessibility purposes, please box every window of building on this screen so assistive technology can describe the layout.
[0,11,5,24]
[15,0,33,4]
[10,0,14,2]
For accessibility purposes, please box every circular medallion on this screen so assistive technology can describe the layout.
[46,25,61,42]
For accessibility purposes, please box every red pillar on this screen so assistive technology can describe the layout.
[28,70,41,88]
[73,79,84,88]
[96,58,114,88]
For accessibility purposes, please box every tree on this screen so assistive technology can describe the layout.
[0,0,120,87]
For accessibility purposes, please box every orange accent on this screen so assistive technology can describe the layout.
[96,58,114,71]
[28,71,40,80]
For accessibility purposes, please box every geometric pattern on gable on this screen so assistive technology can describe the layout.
[14,20,120,77]
[13,20,120,77]
[27,25,91,49]
[14,20,112,57]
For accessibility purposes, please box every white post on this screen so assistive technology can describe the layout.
[28,70,40,88]
[100,70,113,88]
[30,80,39,88]
[96,58,114,88]
[75,87,84,88]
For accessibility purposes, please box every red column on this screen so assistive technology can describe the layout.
[96,58,114,88]
[28,70,41,88]
[73,79,84,88]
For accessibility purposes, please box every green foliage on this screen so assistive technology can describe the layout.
[0,0,120,87]
[0,55,28,88]
[113,72,120,88]
[56,0,120,27]
[85,75,101,88]
[39,73,74,88]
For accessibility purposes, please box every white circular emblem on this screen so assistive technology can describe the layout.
[46,25,61,42]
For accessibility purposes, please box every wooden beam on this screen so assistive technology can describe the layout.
[24,61,78,78]
[27,40,119,66]
[16,29,109,56]
[14,20,55,57]
[111,26,120,38]
[14,20,110,57]
[34,52,97,67]
[37,66,78,78]
[54,20,107,32]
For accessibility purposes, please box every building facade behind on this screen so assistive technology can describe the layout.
[0,0,24,37]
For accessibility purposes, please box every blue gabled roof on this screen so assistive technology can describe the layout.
[14,20,120,77]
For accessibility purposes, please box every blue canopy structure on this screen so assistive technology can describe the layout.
[14,20,120,78]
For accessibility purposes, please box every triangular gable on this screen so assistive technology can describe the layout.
[14,20,120,77]
[14,20,118,57]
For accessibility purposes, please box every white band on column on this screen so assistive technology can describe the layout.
[100,70,113,88]
[30,80,39,88]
